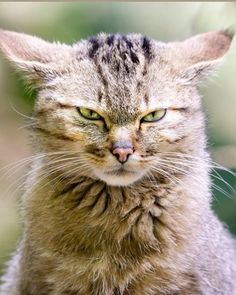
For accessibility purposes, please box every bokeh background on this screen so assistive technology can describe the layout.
[0,2,236,274]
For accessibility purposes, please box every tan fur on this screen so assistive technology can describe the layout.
[0,29,235,295]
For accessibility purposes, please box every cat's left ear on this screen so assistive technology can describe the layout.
[0,29,73,85]
[176,30,234,85]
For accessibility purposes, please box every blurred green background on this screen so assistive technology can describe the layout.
[0,2,236,274]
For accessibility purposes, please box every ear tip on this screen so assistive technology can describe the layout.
[220,28,235,41]
[207,29,234,53]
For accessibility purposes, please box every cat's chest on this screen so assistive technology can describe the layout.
[57,180,171,245]
[65,179,170,220]
[28,179,179,254]
[26,179,194,295]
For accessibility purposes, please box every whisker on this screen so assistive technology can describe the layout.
[158,151,236,176]
[9,100,34,120]
[151,158,235,200]
[0,151,80,172]
[153,154,235,196]
[1,153,88,198]
[211,169,235,193]
[17,122,39,131]
[7,160,91,198]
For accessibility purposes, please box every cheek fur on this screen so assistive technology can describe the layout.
[137,124,190,157]
[158,129,186,144]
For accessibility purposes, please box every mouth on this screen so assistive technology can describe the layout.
[105,167,134,176]
[93,166,146,187]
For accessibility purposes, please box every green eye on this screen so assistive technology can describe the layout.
[78,107,101,120]
[142,109,167,122]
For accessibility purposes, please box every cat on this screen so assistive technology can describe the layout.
[0,29,235,295]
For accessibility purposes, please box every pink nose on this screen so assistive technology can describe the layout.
[112,147,134,163]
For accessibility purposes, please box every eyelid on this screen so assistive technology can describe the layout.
[170,107,188,112]
[141,108,167,122]
[77,106,105,116]
[141,107,188,116]
[143,108,167,115]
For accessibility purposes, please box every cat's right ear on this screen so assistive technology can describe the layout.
[0,29,72,86]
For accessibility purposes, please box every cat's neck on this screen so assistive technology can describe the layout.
[22,162,211,260]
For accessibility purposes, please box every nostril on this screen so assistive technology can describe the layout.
[112,147,134,163]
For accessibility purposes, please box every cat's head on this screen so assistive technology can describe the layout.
[0,30,233,186]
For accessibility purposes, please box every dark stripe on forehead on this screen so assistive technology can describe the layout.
[106,34,115,46]
[88,36,109,100]
[137,80,142,92]
[98,90,103,103]
[88,37,100,59]
[142,63,147,76]
[97,63,108,88]
[121,35,133,49]
[124,64,130,74]
[122,35,139,64]
[95,59,108,103]
[130,51,140,64]
[144,93,149,105]
[142,36,152,61]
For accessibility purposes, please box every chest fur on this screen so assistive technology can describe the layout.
[23,178,198,294]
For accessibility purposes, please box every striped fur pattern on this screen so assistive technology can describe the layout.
[0,30,235,294]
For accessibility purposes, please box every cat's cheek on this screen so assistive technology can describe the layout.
[157,129,182,144]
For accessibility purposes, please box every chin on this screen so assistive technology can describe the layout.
[93,169,146,186]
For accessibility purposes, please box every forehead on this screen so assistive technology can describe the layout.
[48,34,197,121]
[82,34,155,119]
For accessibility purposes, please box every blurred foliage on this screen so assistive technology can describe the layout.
[0,2,235,274]
[212,169,236,234]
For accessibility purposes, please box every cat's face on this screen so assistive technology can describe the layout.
[0,30,233,186]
